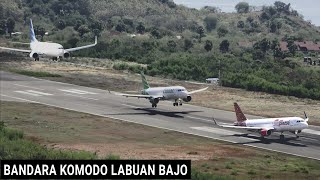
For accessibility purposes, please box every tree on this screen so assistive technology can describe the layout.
[115,22,126,32]
[35,26,46,41]
[184,39,193,51]
[273,47,284,59]
[6,18,15,37]
[260,12,270,21]
[235,2,250,13]
[151,28,161,39]
[246,16,254,23]
[219,40,229,53]
[237,21,245,29]
[197,26,205,42]
[204,14,218,32]
[167,40,176,52]
[0,20,6,35]
[204,40,213,52]
[271,39,279,50]
[270,21,277,33]
[77,25,89,37]
[274,1,286,12]
[67,37,79,48]
[287,40,298,55]
[217,26,228,37]
[56,20,66,30]
[136,23,145,34]
[254,38,270,53]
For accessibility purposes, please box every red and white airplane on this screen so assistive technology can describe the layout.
[213,103,309,140]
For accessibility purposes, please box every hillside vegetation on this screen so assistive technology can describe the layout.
[0,0,320,99]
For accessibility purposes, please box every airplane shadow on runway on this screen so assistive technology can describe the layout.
[104,107,203,118]
[221,133,307,147]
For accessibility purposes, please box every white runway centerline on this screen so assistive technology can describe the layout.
[63,93,98,101]
[27,90,53,96]
[15,91,41,96]
[59,89,98,95]
[15,90,53,96]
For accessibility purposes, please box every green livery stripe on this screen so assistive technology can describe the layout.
[141,72,150,89]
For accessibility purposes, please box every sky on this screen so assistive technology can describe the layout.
[173,0,320,26]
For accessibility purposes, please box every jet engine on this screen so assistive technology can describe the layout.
[64,52,70,58]
[183,96,192,102]
[149,98,159,104]
[260,129,272,136]
[30,52,39,59]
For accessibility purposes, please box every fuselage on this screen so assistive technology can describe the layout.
[237,117,308,132]
[143,86,189,101]
[30,41,64,58]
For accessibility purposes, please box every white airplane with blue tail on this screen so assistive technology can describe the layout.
[0,19,97,61]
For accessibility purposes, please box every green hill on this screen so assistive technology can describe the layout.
[0,0,320,100]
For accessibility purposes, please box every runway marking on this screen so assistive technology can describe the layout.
[59,89,97,95]
[69,89,97,95]
[1,93,319,161]
[63,93,98,101]
[303,129,320,136]
[121,104,141,109]
[26,90,53,96]
[15,91,41,96]
[59,89,87,94]
[191,126,237,136]
[13,83,44,90]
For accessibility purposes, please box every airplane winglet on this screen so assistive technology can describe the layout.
[304,111,309,122]
[94,36,97,45]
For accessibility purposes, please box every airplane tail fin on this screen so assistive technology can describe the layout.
[140,71,150,90]
[30,19,38,43]
[234,103,247,122]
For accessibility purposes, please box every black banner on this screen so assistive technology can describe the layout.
[0,160,191,179]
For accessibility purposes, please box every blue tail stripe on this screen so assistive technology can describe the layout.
[30,19,37,42]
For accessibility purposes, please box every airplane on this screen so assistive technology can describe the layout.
[213,103,309,141]
[114,72,208,107]
[0,19,97,61]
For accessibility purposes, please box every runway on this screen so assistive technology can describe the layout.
[1,71,320,160]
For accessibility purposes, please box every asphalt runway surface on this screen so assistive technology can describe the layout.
[1,71,320,160]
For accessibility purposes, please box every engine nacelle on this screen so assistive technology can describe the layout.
[260,129,272,136]
[149,98,159,104]
[183,96,192,102]
[30,52,39,59]
[64,52,70,58]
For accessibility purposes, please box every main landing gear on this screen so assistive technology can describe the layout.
[280,133,285,141]
[34,58,39,61]
[173,99,183,106]
[52,57,58,61]
[152,104,157,108]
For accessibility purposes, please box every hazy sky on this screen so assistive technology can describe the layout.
[173,0,320,26]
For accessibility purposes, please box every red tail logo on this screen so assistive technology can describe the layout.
[234,103,247,122]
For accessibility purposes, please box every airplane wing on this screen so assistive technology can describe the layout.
[213,119,274,130]
[111,91,155,99]
[0,46,31,53]
[64,36,97,52]
[188,87,208,94]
